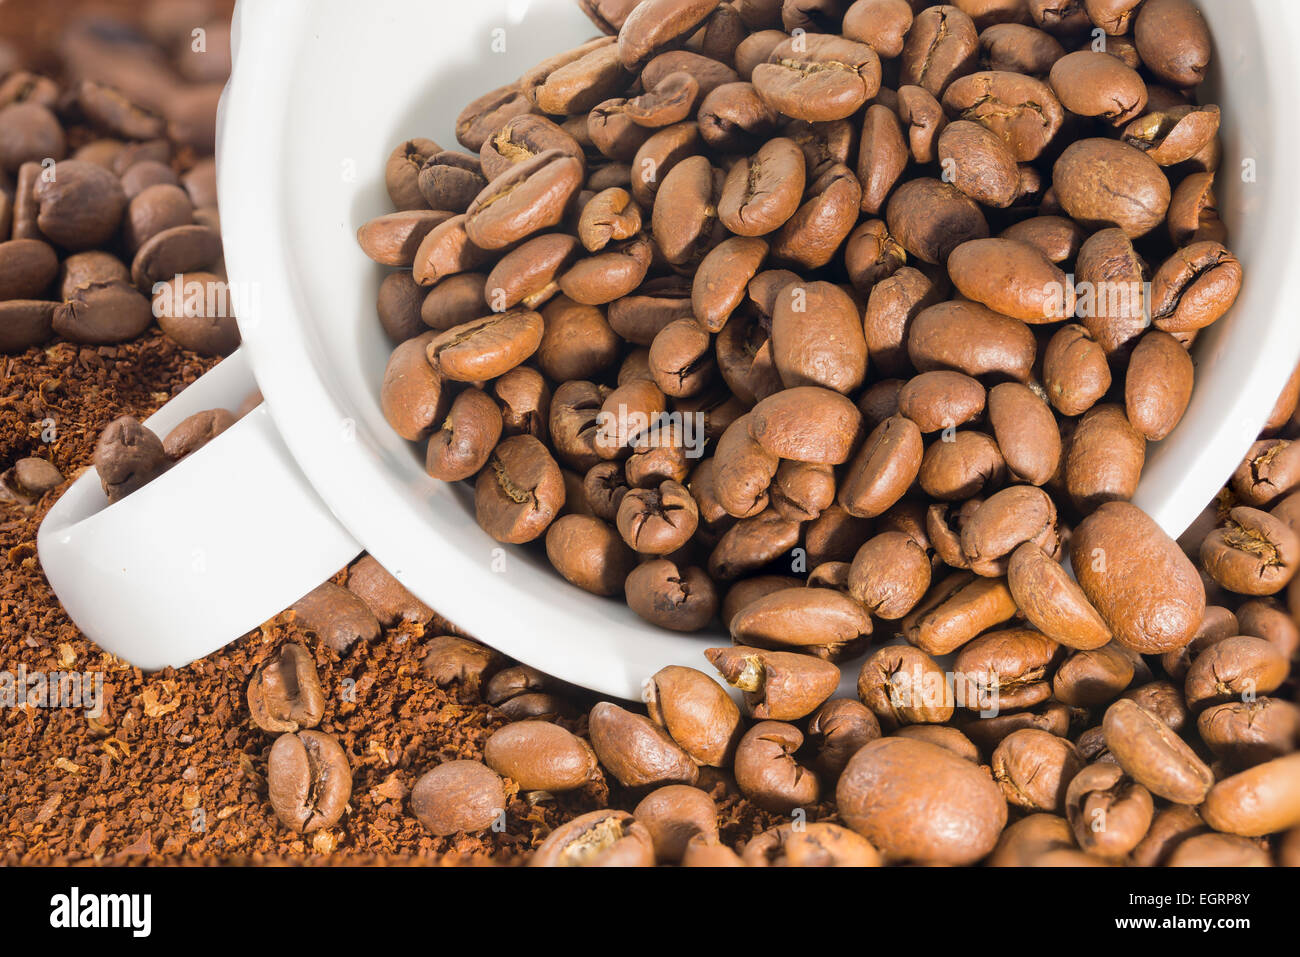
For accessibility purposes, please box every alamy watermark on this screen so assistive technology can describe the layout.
[0,665,104,717]
[595,406,708,459]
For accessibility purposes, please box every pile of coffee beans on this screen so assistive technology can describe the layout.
[258,412,1299,864]
[363,0,1243,655]
[0,3,237,355]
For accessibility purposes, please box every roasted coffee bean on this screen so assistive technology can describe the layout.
[908,301,1035,381]
[0,457,63,502]
[420,635,500,687]
[767,459,834,522]
[290,582,381,653]
[1236,598,1300,660]
[351,553,436,629]
[381,332,447,442]
[960,485,1057,577]
[376,271,427,343]
[632,785,718,863]
[1065,762,1153,858]
[1200,753,1300,837]
[733,720,819,813]
[475,435,564,544]
[386,138,441,209]
[848,531,931,620]
[987,384,1061,487]
[545,515,636,596]
[1071,502,1204,654]
[1134,0,1212,88]
[730,587,871,656]
[485,720,600,792]
[1064,404,1145,512]
[480,114,586,182]
[644,664,742,766]
[1200,507,1300,597]
[626,558,718,630]
[808,698,882,781]
[485,234,580,312]
[411,761,506,836]
[0,238,57,300]
[1048,50,1146,125]
[130,224,222,290]
[267,731,352,833]
[32,159,125,250]
[1184,636,1289,713]
[1233,440,1300,508]
[953,628,1062,713]
[1101,699,1213,805]
[412,215,493,286]
[857,644,954,728]
[897,371,985,433]
[152,272,240,356]
[427,310,543,382]
[886,178,989,265]
[992,729,1083,813]
[863,267,943,377]
[752,34,882,122]
[1051,642,1134,708]
[418,151,487,213]
[420,273,489,333]
[1198,698,1300,769]
[58,251,131,301]
[743,821,881,866]
[652,155,725,266]
[718,137,805,237]
[464,150,584,250]
[0,102,66,173]
[839,415,924,518]
[771,160,861,269]
[707,645,838,720]
[768,283,866,396]
[843,0,913,58]
[1150,241,1242,334]
[247,643,325,734]
[748,386,862,465]
[162,408,235,460]
[616,480,699,554]
[905,573,1019,661]
[530,809,655,867]
[838,737,1007,865]
[357,211,454,268]
[942,71,1063,162]
[53,279,153,346]
[93,415,168,504]
[424,388,502,482]
[948,238,1073,322]
[1042,323,1111,416]
[989,813,1077,867]
[589,701,699,789]
[919,430,1007,501]
[900,4,979,97]
[1008,543,1112,650]
[1053,139,1170,239]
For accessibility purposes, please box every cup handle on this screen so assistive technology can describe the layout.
[37,347,362,670]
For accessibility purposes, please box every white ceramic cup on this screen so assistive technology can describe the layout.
[36,0,1300,699]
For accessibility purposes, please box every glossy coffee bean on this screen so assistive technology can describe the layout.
[247,643,325,733]
[411,761,506,836]
[589,701,699,789]
[484,720,599,792]
[838,738,1007,866]
[267,731,352,833]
